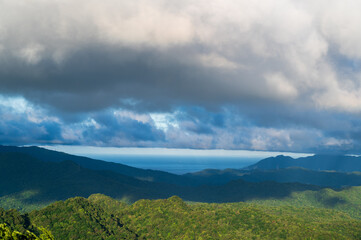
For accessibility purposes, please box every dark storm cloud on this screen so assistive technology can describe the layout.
[2,0,361,153]
[0,0,319,114]
[0,44,278,114]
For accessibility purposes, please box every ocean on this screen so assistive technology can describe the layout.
[85,154,260,174]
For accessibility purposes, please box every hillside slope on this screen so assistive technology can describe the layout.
[0,152,175,206]
[2,194,361,239]
[245,154,361,172]
[248,186,361,219]
[0,152,321,211]
[0,145,198,186]
[187,167,361,188]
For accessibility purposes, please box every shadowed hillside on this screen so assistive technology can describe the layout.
[0,151,321,211]
[0,152,175,206]
[0,145,198,186]
[245,154,361,172]
[187,167,361,188]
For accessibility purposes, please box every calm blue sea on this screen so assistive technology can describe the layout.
[85,154,260,174]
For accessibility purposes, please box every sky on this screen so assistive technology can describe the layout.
[1,0,361,154]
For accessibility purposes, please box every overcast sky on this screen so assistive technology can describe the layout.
[1,0,361,154]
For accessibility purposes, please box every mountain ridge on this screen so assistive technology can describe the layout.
[0,150,321,211]
[0,145,199,186]
[3,193,361,239]
[244,154,361,172]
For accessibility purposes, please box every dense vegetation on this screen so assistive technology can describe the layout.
[0,223,52,240]
[2,194,361,239]
[248,186,361,219]
[0,208,53,240]
[0,191,50,213]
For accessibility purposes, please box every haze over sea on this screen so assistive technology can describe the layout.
[85,155,259,174]
[44,146,312,174]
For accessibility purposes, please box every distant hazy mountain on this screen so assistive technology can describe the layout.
[186,167,361,188]
[241,167,361,188]
[183,168,247,185]
[245,154,361,172]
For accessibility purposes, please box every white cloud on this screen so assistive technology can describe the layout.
[0,95,60,123]
[250,128,293,151]
[150,113,179,131]
[17,43,45,64]
[324,137,352,147]
[61,127,83,142]
[93,1,194,47]
[197,53,240,69]
[265,72,298,100]
[0,0,195,64]
[317,0,361,58]
[113,110,151,124]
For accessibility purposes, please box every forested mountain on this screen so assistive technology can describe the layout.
[0,223,53,240]
[2,146,361,239]
[0,152,175,206]
[187,167,361,188]
[245,154,361,172]
[2,194,361,239]
[0,145,198,186]
[241,167,361,188]
[0,208,54,240]
[0,151,321,212]
[3,146,361,188]
[3,145,361,211]
[249,186,361,219]
[183,168,247,185]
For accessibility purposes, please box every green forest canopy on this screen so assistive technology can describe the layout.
[2,194,361,239]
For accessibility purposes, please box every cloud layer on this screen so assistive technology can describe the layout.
[1,0,361,153]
